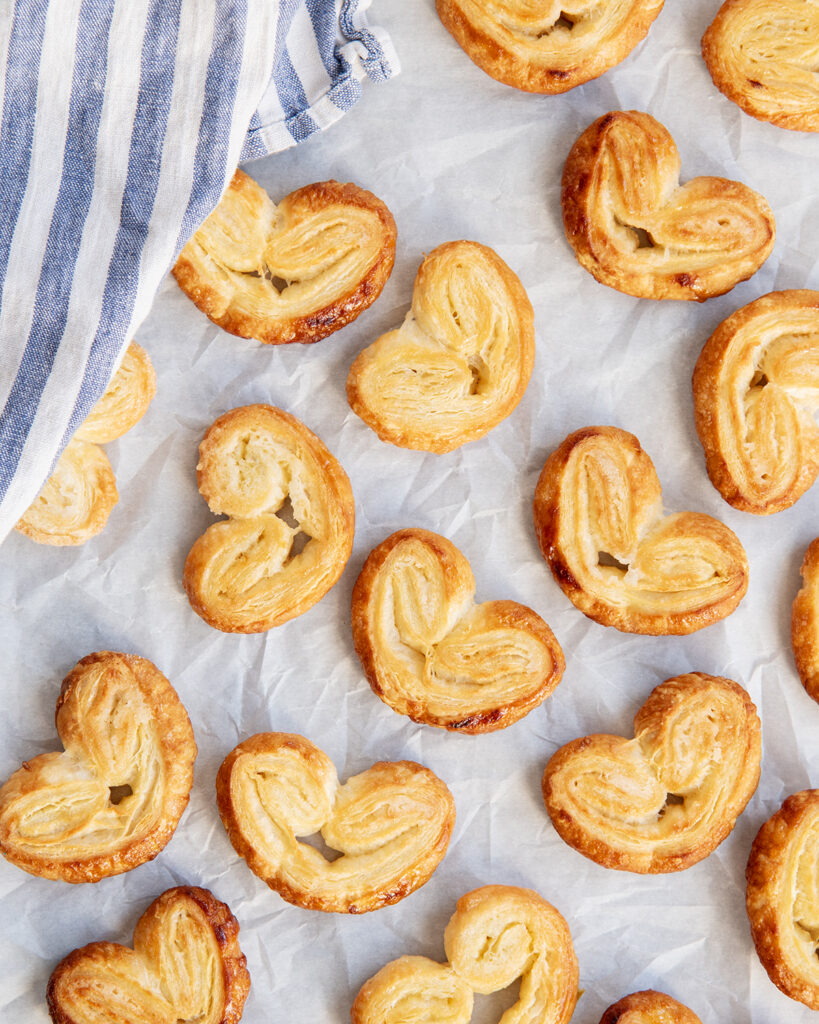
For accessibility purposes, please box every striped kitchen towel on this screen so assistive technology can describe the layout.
[0,0,398,545]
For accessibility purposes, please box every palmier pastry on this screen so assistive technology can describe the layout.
[173,170,396,345]
[792,538,819,705]
[0,651,196,883]
[534,426,749,634]
[346,240,534,453]
[561,110,775,300]
[351,885,578,1024]
[351,528,565,732]
[184,404,354,633]
[436,0,664,94]
[542,673,761,873]
[15,341,155,545]
[47,885,249,1024]
[703,0,819,133]
[598,990,703,1024]
[216,732,454,913]
[746,790,819,1008]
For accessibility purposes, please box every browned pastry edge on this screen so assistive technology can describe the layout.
[792,537,819,704]
[46,885,250,1024]
[172,173,397,345]
[599,989,703,1023]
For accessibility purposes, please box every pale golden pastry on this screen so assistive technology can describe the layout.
[216,732,454,913]
[792,537,819,704]
[173,170,396,345]
[542,673,761,872]
[75,342,157,443]
[436,0,664,93]
[351,528,565,732]
[0,651,196,883]
[47,885,250,1024]
[561,110,776,300]
[703,0,819,133]
[346,240,534,453]
[533,426,749,634]
[184,404,354,633]
[598,990,703,1024]
[693,291,819,515]
[746,790,819,1008]
[351,885,578,1024]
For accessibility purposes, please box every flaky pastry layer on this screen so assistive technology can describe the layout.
[598,990,703,1023]
[792,537,819,705]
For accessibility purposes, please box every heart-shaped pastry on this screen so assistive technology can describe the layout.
[746,790,819,1008]
[346,240,535,452]
[693,290,819,514]
[703,0,819,133]
[533,426,749,634]
[436,0,664,93]
[0,651,196,883]
[16,341,155,545]
[542,673,761,872]
[561,110,776,300]
[216,732,455,913]
[47,885,250,1024]
[184,404,355,633]
[173,170,396,345]
[791,537,819,705]
[351,528,565,732]
[351,885,578,1024]
[598,991,703,1024]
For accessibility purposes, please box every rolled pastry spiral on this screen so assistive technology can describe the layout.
[542,673,761,872]
[351,885,578,1024]
[351,528,565,732]
[0,651,196,883]
[791,537,819,705]
[533,426,749,634]
[703,0,819,132]
[561,110,775,300]
[46,885,250,1024]
[746,790,819,1008]
[216,732,455,913]
[347,240,535,453]
[173,170,396,345]
[184,404,355,633]
[598,990,703,1024]
[436,0,664,93]
[693,290,819,514]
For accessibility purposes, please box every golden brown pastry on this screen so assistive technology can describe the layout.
[436,0,664,93]
[533,426,749,634]
[598,990,703,1023]
[47,885,250,1024]
[216,732,454,913]
[542,673,761,873]
[693,291,819,514]
[173,170,396,345]
[15,341,156,545]
[561,110,776,300]
[0,651,196,883]
[184,404,355,633]
[346,240,534,453]
[351,528,565,732]
[746,790,819,1008]
[702,0,819,133]
[792,538,819,705]
[351,885,578,1024]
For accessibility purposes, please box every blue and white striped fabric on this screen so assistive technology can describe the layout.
[0,0,398,544]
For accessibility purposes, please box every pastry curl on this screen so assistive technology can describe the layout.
[351,528,565,733]
[351,885,578,1024]
[598,990,703,1023]
[792,537,819,705]
[75,342,156,444]
[746,790,819,1008]
[173,170,396,345]
[436,0,664,94]
[0,651,196,883]
[702,0,819,133]
[693,290,819,514]
[533,426,749,634]
[46,885,250,1024]
[542,673,761,873]
[216,733,455,913]
[184,404,355,633]
[346,240,534,453]
[561,110,775,300]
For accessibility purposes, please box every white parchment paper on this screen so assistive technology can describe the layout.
[2,1,819,1021]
